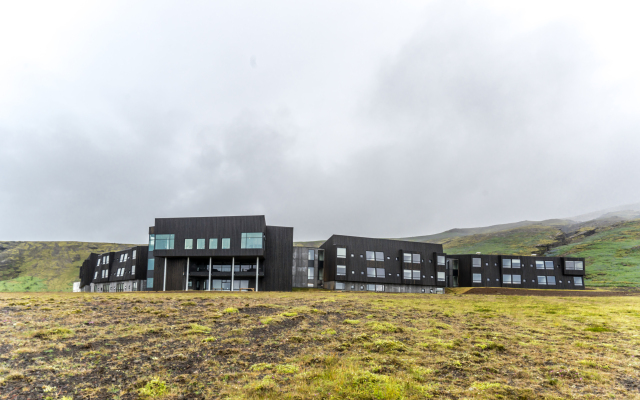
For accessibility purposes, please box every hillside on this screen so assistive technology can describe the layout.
[0,241,138,292]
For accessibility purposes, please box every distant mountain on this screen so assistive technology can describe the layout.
[567,202,640,222]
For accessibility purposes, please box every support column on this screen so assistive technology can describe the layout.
[208,257,212,291]
[163,258,167,291]
[231,257,235,291]
[185,257,190,291]
[255,257,259,292]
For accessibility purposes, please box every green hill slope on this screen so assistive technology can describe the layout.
[0,241,138,292]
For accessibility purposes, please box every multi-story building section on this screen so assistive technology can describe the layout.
[292,247,324,288]
[79,246,148,292]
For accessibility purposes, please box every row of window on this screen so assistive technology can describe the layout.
[475,258,583,271]
[472,273,583,286]
[334,282,445,294]
[97,255,110,267]
[565,261,584,271]
[337,248,433,265]
[118,251,136,263]
[115,265,135,277]
[151,233,263,251]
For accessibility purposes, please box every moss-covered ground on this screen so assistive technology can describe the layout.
[1,290,639,399]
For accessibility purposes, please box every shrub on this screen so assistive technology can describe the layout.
[138,378,168,398]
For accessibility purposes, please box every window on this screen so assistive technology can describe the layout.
[94,271,98,279]
[184,239,193,249]
[197,239,205,249]
[366,251,375,261]
[414,270,422,280]
[337,265,346,275]
[403,270,412,279]
[155,234,175,250]
[337,248,346,258]
[472,258,481,267]
[437,271,445,282]
[132,264,136,274]
[120,254,124,262]
[413,254,421,264]
[147,259,154,271]
[536,261,545,269]
[97,259,101,266]
[335,282,345,290]
[132,250,136,259]
[366,284,376,291]
[209,238,218,249]
[512,275,521,284]
[149,234,155,251]
[512,259,521,268]
[575,261,584,271]
[375,252,384,262]
[308,267,315,280]
[308,249,315,261]
[537,276,547,285]
[566,261,575,270]
[547,276,556,285]
[376,284,384,292]
[376,268,385,278]
[222,238,230,249]
[503,274,512,284]
[574,276,583,286]
[545,261,554,270]
[403,253,412,263]
[502,259,511,268]
[133,282,137,291]
[437,255,445,265]
[367,267,376,277]
[241,233,263,249]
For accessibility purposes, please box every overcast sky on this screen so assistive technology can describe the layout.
[1,0,640,243]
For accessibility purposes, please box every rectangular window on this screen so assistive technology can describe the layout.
[437,271,445,282]
[545,261,554,270]
[375,252,384,262]
[149,234,155,251]
[318,251,324,261]
[503,274,512,284]
[376,268,385,278]
[308,249,315,261]
[502,259,511,268]
[575,261,584,271]
[209,238,218,249]
[536,261,545,269]
[472,258,481,267]
[184,239,193,249]
[435,288,444,294]
[241,232,263,249]
[197,239,205,249]
[337,248,346,258]
[574,276,583,286]
[473,273,482,283]
[437,255,445,265]
[414,270,422,280]
[94,271,98,279]
[97,259,101,266]
[132,264,136,274]
[222,238,230,249]
[155,234,175,250]
[367,267,376,277]
[366,251,375,261]
[335,282,345,290]
[512,274,521,284]
[547,276,556,285]
[133,250,136,259]
[512,259,521,268]
[403,253,412,263]
[336,265,346,275]
[376,284,384,292]
[308,267,315,280]
[565,260,575,270]
[537,276,547,285]
[366,284,376,291]
[403,270,412,279]
[412,254,421,264]
[147,277,154,289]
[120,254,124,262]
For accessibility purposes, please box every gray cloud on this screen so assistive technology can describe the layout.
[1,0,639,243]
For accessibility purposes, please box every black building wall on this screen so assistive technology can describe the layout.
[262,226,293,291]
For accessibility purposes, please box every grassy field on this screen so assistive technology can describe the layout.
[1,291,639,399]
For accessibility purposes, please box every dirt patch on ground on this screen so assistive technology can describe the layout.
[463,287,640,296]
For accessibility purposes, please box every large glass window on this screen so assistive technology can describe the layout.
[222,238,230,249]
[149,234,155,251]
[502,259,511,268]
[574,276,583,286]
[147,278,154,289]
[241,233,263,249]
[437,271,445,282]
[413,254,421,264]
[547,276,556,285]
[512,274,521,284]
[367,267,376,277]
[575,261,584,271]
[308,249,315,261]
[565,261,575,270]
[155,234,175,250]
[209,238,218,249]
[308,267,315,280]
[197,239,205,249]
[375,252,384,262]
[503,274,512,284]
[437,255,445,265]
[535,261,545,270]
[337,248,346,258]
[337,265,346,275]
[147,259,154,271]
[473,273,482,283]
[512,259,521,268]
[403,269,412,279]
[403,253,412,263]
[414,270,422,280]
[537,276,547,285]
[366,251,375,261]
[185,239,193,250]
[472,258,481,267]
[545,261,554,270]
[376,268,385,278]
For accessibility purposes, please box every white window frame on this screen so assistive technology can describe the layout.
[472,258,481,267]
[366,251,375,261]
